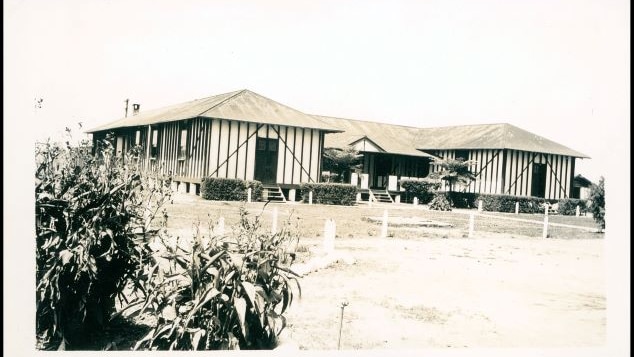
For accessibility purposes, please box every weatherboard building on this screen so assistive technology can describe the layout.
[87,89,589,202]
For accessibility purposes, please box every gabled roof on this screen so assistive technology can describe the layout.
[87,90,342,133]
[316,115,436,158]
[415,123,589,158]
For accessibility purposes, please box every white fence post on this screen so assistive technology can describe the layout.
[413,197,419,206]
[515,202,519,215]
[381,209,388,238]
[356,192,361,203]
[309,191,313,205]
[478,200,483,212]
[576,205,580,217]
[468,213,475,238]
[247,187,252,203]
[323,219,335,254]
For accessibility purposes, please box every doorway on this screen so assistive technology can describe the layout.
[254,137,279,184]
[531,163,547,198]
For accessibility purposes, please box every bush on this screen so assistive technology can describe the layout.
[399,179,439,204]
[299,183,357,205]
[557,198,587,216]
[588,177,605,231]
[120,207,301,350]
[201,177,262,202]
[447,191,479,209]
[429,193,452,211]
[35,137,171,350]
[477,194,547,213]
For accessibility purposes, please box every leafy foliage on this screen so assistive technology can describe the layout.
[322,147,362,183]
[35,135,172,350]
[588,177,605,231]
[399,179,439,204]
[201,177,263,202]
[557,198,587,216]
[120,206,302,350]
[300,183,358,205]
[429,158,477,193]
[429,193,452,211]
[477,194,548,214]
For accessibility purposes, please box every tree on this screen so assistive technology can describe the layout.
[322,147,362,183]
[588,176,605,232]
[428,158,477,193]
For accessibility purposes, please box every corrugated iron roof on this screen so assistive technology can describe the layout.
[316,115,436,158]
[318,117,588,158]
[86,90,342,133]
[415,123,589,158]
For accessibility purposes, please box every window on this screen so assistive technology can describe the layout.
[151,128,159,159]
[455,150,469,161]
[178,129,187,160]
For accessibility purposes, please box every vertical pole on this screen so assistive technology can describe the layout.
[576,205,580,217]
[337,301,348,350]
[247,187,252,203]
[124,98,129,118]
[271,207,278,235]
[515,202,519,215]
[309,191,313,205]
[356,192,361,203]
[413,197,418,206]
[381,209,388,238]
[478,200,483,212]
[468,213,475,238]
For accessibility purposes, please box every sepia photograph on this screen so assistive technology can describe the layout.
[4,0,630,356]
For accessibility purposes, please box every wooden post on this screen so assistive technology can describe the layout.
[468,213,475,238]
[413,197,419,206]
[271,207,278,235]
[542,214,549,239]
[289,189,296,202]
[309,191,313,205]
[395,195,401,204]
[381,209,388,238]
[323,219,335,254]
[515,202,519,215]
[478,200,483,212]
[247,187,252,203]
[576,205,580,217]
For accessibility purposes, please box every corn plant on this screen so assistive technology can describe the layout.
[121,206,301,350]
[35,135,172,350]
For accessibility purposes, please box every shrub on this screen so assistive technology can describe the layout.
[447,191,479,209]
[588,177,605,231]
[120,207,301,350]
[557,198,587,216]
[476,194,547,213]
[299,183,357,205]
[429,193,452,211]
[35,137,171,350]
[399,179,439,204]
[201,177,262,202]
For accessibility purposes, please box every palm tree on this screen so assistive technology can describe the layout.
[428,157,477,193]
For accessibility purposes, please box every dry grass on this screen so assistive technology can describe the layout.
[144,193,605,350]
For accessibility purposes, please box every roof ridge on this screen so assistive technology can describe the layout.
[194,89,246,117]
[315,114,425,131]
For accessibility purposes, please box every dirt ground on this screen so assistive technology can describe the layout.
[284,235,604,349]
[159,193,605,350]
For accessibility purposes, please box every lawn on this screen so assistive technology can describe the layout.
[153,193,605,350]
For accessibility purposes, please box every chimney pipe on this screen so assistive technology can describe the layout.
[132,103,140,116]
[124,99,129,118]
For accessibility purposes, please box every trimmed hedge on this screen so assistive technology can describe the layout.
[476,194,549,214]
[557,198,587,216]
[447,191,479,209]
[200,177,263,201]
[300,182,357,206]
[399,179,439,204]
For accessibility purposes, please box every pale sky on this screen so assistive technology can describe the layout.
[3,1,631,355]
[4,0,630,183]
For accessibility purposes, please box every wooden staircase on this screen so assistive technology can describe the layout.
[262,185,286,203]
[369,189,394,203]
